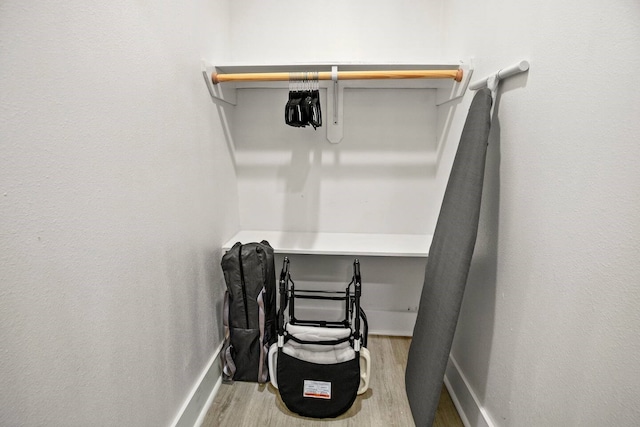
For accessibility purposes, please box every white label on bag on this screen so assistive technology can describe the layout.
[303,380,331,399]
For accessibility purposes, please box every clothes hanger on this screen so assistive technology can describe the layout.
[285,72,322,129]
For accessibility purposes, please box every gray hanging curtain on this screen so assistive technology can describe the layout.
[405,88,493,426]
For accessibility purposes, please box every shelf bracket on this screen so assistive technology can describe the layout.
[327,65,344,144]
[436,59,473,106]
[202,61,237,106]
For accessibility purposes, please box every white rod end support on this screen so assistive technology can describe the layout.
[469,59,530,90]
[328,65,344,143]
[497,60,530,80]
[201,60,237,106]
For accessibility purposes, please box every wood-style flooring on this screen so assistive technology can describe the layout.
[203,336,463,427]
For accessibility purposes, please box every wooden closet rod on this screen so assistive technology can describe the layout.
[211,69,463,84]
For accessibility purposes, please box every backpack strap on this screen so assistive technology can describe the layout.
[257,287,269,383]
[222,290,236,381]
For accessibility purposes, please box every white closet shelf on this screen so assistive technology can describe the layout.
[202,60,473,143]
[222,230,432,257]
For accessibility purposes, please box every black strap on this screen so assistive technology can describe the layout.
[284,333,352,346]
[238,244,249,328]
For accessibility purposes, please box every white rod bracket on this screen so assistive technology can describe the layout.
[327,65,344,143]
[332,65,339,125]
[201,61,237,106]
[436,59,474,106]
[469,60,530,91]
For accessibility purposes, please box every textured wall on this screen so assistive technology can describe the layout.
[229,0,446,64]
[0,1,238,425]
[232,88,439,235]
[227,1,448,236]
[224,0,450,333]
[443,1,640,425]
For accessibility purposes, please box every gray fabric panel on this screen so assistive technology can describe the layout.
[405,88,493,426]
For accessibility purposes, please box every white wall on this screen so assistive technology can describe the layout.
[227,0,453,236]
[0,1,238,425]
[229,0,446,64]
[224,1,457,335]
[444,1,640,426]
[233,87,439,234]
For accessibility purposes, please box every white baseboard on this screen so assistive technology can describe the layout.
[444,355,495,427]
[171,341,224,427]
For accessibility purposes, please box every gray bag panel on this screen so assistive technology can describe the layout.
[229,327,261,381]
[221,241,275,329]
[405,89,493,426]
[221,240,277,382]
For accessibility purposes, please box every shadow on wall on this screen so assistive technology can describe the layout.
[456,94,502,405]
[452,71,530,418]
[435,98,462,173]
[226,87,448,235]
[279,129,323,235]
[462,95,500,402]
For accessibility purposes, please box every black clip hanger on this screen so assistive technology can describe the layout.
[285,73,322,130]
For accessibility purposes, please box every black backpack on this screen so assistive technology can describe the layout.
[221,241,277,382]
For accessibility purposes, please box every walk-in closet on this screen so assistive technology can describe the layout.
[2,1,640,426]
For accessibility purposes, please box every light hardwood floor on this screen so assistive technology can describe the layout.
[203,336,463,427]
